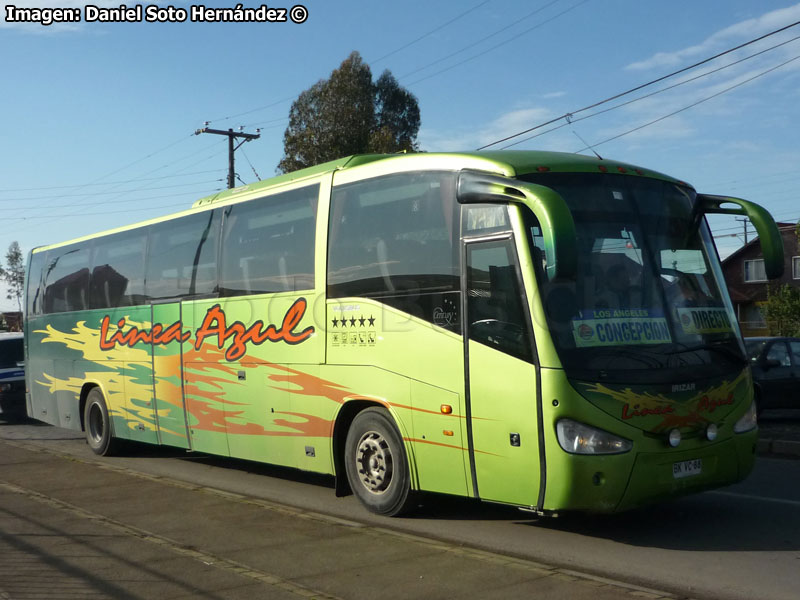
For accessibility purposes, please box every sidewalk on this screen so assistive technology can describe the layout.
[0,440,676,600]
[757,411,800,459]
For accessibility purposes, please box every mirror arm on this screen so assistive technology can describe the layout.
[696,194,784,280]
[457,171,577,280]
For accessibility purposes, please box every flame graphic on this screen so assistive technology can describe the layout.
[583,370,748,431]
[35,318,358,440]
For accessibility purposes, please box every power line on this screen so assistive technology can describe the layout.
[500,33,800,149]
[9,139,230,235]
[0,179,224,204]
[370,0,493,65]
[397,0,564,80]
[571,53,800,154]
[478,18,800,150]
[203,95,295,126]
[4,194,215,220]
[0,170,223,194]
[405,0,588,87]
[194,126,261,189]
[206,2,497,127]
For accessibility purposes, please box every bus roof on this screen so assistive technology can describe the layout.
[34,151,688,253]
[191,150,688,209]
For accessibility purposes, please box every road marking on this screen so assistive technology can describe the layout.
[708,490,800,507]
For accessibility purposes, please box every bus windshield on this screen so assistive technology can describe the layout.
[519,172,743,383]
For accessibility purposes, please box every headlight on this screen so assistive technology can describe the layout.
[556,419,632,455]
[734,401,758,433]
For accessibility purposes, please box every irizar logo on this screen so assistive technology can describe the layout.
[671,383,696,393]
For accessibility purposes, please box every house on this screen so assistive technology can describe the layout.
[720,222,800,336]
[0,312,22,332]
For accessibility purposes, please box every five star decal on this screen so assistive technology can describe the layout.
[330,313,377,347]
[331,314,376,329]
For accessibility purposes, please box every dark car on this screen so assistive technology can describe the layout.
[0,332,25,420]
[744,337,800,414]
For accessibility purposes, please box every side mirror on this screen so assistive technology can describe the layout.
[457,171,577,280]
[695,194,784,279]
[762,358,781,369]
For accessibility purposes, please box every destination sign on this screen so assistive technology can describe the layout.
[676,307,733,335]
[572,309,671,347]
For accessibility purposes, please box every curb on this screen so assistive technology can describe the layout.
[757,438,800,459]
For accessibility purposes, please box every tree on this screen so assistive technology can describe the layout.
[762,283,800,337]
[370,71,421,154]
[0,241,25,312]
[278,52,420,173]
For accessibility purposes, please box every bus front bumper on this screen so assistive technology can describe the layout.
[614,430,758,513]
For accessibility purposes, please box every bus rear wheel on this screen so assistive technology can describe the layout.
[344,407,413,516]
[84,387,118,456]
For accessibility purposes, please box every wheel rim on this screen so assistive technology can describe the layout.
[87,402,105,446]
[355,430,394,494]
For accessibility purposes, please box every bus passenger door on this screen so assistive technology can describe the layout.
[463,235,542,507]
[151,301,191,449]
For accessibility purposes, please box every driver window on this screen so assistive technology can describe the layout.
[466,238,532,363]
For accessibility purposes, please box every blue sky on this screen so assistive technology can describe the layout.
[2,0,800,310]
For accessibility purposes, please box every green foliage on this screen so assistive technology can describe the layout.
[0,241,25,312]
[279,52,420,173]
[762,283,800,337]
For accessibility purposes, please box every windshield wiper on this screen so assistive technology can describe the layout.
[667,342,746,366]
[581,346,666,369]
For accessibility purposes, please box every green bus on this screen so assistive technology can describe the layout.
[24,151,783,516]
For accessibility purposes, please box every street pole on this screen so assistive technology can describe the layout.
[194,125,261,189]
[735,217,749,244]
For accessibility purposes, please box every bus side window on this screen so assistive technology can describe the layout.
[146,210,219,301]
[219,184,318,297]
[90,230,148,309]
[466,239,532,363]
[327,171,460,332]
[26,251,46,317]
[43,244,91,314]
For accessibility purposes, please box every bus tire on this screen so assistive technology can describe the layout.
[84,387,118,456]
[344,407,413,516]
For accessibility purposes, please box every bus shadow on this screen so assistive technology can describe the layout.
[519,493,800,552]
[105,441,800,552]
[400,489,800,552]
[116,440,337,489]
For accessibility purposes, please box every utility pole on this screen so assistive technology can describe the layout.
[735,217,749,244]
[194,124,261,189]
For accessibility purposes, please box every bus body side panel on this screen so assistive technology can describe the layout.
[28,307,158,441]
[183,294,325,468]
[326,299,470,498]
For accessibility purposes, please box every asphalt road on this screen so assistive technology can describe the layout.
[1,416,799,600]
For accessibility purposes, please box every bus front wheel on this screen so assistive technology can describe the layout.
[84,387,118,456]
[344,407,413,516]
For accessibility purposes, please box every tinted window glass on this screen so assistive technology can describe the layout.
[0,337,23,367]
[90,229,147,309]
[766,342,791,367]
[466,238,532,362]
[26,251,46,317]
[43,244,91,314]
[745,339,768,361]
[147,210,219,300]
[789,340,800,366]
[328,172,460,331]
[220,184,318,296]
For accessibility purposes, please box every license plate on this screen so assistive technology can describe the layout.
[673,458,702,479]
